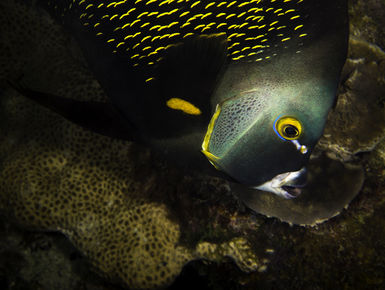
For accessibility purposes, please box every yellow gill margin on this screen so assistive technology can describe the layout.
[201,104,221,169]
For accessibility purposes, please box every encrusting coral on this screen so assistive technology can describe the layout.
[318,37,385,161]
[0,1,263,289]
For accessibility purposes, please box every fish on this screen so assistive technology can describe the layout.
[16,0,348,199]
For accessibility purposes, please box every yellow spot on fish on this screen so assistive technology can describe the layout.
[195,24,205,30]
[114,1,126,8]
[138,12,149,18]
[248,7,263,13]
[180,22,191,28]
[116,42,125,48]
[141,35,151,42]
[166,98,202,115]
[217,23,227,29]
[238,2,249,8]
[191,1,201,8]
[228,42,240,49]
[294,24,304,30]
[227,1,237,8]
[183,32,194,38]
[237,12,246,18]
[110,14,119,21]
[130,19,141,26]
[179,11,190,17]
[232,55,245,60]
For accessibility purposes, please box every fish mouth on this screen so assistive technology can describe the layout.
[254,167,307,199]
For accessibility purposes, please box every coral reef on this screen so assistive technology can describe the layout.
[0,1,262,289]
[318,37,385,161]
[0,0,385,289]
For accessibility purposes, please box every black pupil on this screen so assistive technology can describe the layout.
[283,125,298,137]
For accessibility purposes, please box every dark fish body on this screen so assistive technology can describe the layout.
[48,0,325,67]
[25,0,348,197]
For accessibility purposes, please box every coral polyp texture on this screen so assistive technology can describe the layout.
[0,1,262,289]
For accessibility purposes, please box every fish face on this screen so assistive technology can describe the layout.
[202,69,337,198]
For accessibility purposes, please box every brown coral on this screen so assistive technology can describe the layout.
[0,1,264,289]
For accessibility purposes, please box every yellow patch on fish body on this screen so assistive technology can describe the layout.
[166,98,202,115]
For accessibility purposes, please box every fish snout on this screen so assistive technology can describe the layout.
[254,167,308,199]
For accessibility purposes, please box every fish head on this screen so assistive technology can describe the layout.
[202,56,341,199]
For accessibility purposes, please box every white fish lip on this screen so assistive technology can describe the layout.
[253,167,307,199]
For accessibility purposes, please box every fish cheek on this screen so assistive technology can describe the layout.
[202,110,299,185]
[228,133,308,186]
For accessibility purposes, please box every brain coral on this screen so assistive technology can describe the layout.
[0,1,264,289]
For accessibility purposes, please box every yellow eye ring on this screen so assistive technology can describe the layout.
[274,116,303,140]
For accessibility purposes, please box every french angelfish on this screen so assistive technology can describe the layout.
[19,0,348,199]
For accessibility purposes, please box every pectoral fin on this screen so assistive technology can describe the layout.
[8,82,136,141]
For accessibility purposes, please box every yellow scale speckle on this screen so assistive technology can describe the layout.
[69,0,308,70]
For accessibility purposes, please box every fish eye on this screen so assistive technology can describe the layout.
[283,124,299,138]
[274,116,303,140]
